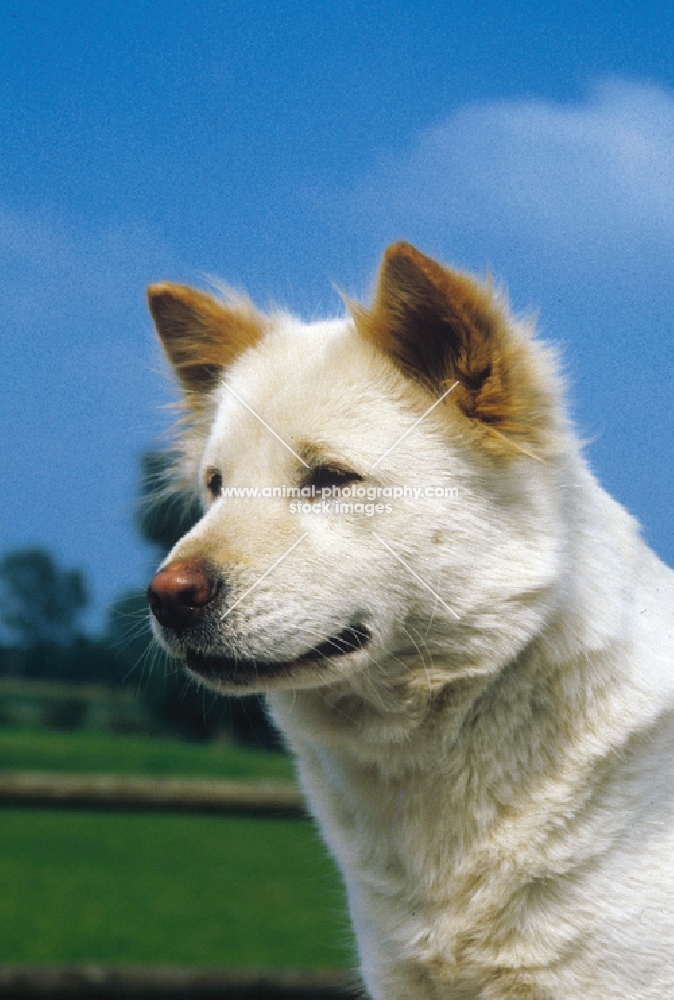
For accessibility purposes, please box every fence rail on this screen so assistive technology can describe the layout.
[0,772,306,817]
[0,966,362,999]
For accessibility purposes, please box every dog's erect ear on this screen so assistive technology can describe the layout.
[147,283,264,401]
[353,242,534,438]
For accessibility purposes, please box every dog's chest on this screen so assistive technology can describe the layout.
[297,749,509,955]
[294,740,602,995]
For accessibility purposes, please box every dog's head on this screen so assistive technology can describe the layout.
[146,243,567,703]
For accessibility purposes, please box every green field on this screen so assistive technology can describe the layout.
[0,726,295,781]
[0,728,354,968]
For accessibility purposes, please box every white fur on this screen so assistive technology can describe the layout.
[152,291,674,998]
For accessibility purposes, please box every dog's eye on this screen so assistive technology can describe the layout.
[206,469,223,498]
[306,465,363,491]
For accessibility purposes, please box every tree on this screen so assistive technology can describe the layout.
[135,450,201,553]
[0,548,88,648]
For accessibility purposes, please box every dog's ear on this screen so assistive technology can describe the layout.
[353,242,536,440]
[147,283,264,402]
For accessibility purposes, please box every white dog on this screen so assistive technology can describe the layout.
[146,242,674,999]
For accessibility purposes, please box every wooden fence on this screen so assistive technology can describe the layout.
[0,965,361,999]
[0,772,305,818]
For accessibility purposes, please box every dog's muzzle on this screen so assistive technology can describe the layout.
[148,559,371,684]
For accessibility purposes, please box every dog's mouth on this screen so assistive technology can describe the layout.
[184,624,370,686]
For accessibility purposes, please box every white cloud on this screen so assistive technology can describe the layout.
[0,205,177,332]
[348,79,674,284]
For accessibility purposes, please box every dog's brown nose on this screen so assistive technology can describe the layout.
[147,559,219,631]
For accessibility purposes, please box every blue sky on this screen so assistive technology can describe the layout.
[1,1,672,630]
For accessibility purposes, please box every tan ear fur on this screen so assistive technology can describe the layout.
[351,242,548,454]
[147,283,264,402]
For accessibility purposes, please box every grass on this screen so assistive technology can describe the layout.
[0,727,353,968]
[0,726,295,782]
[0,809,354,968]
